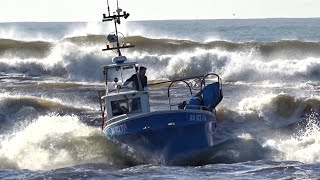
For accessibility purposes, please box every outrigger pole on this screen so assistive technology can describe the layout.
[102,0,134,56]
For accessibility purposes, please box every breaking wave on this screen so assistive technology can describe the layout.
[1,36,320,82]
[1,93,320,170]
[0,115,145,170]
[214,93,320,164]
[0,96,82,132]
[217,93,320,129]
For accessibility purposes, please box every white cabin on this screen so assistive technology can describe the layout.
[100,60,150,123]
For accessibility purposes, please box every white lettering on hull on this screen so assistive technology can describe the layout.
[110,124,127,134]
[189,114,207,121]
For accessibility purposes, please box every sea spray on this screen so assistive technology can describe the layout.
[265,110,320,163]
[0,115,144,170]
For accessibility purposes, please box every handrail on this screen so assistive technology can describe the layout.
[167,80,193,110]
[200,73,222,89]
[148,75,205,86]
[166,73,222,111]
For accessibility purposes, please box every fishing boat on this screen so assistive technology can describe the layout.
[98,0,223,165]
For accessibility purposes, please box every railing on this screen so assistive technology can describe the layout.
[98,90,106,130]
[166,73,222,111]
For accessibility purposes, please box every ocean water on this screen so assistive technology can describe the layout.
[1,18,320,179]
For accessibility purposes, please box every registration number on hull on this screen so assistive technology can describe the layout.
[110,124,127,134]
[189,114,207,122]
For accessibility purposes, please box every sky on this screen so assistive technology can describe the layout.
[1,0,320,22]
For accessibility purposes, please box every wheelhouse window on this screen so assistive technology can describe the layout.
[111,97,142,116]
[130,97,142,113]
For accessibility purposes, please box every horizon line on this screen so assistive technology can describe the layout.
[1,17,320,23]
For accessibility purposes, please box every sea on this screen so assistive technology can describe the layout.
[1,18,320,179]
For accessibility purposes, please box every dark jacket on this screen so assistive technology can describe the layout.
[126,74,147,90]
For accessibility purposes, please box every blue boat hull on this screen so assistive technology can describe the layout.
[103,110,217,165]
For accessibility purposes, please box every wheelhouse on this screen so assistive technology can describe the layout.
[98,59,150,128]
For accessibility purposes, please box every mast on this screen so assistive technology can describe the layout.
[102,0,134,57]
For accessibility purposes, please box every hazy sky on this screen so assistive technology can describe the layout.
[1,0,320,22]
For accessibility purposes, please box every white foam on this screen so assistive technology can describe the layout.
[0,115,104,170]
[237,93,304,128]
[265,114,320,163]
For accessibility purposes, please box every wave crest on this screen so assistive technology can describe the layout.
[0,39,52,59]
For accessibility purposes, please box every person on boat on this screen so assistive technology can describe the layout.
[111,101,129,116]
[123,66,148,90]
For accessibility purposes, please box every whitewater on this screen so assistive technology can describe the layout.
[1,18,320,179]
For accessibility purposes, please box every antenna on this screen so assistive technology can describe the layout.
[102,0,134,57]
[107,0,111,17]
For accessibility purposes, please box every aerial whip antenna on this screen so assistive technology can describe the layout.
[106,0,111,16]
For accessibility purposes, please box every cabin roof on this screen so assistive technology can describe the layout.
[102,62,138,70]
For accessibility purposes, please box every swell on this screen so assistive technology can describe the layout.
[0,39,53,59]
[65,35,320,58]
[0,96,84,127]
[2,36,320,59]
[216,93,320,132]
[180,138,275,165]
[254,40,320,60]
